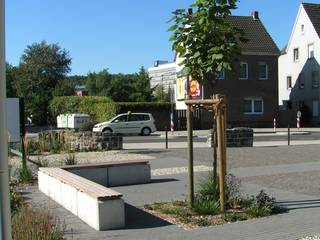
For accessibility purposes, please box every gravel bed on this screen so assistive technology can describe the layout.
[300,236,320,240]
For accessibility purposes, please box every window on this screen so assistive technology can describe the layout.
[294,48,299,61]
[259,63,268,80]
[239,62,248,79]
[287,76,292,89]
[308,44,314,58]
[244,98,263,114]
[218,69,225,80]
[113,115,128,122]
[312,71,319,88]
[299,73,305,89]
[301,24,305,34]
[313,100,319,117]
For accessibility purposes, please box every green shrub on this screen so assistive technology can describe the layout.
[19,167,34,184]
[193,199,220,215]
[115,102,171,112]
[50,96,117,122]
[64,153,77,165]
[196,173,218,203]
[225,174,242,209]
[10,181,23,214]
[12,206,65,240]
[246,190,276,218]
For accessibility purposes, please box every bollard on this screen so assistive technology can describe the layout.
[288,124,290,146]
[165,127,168,149]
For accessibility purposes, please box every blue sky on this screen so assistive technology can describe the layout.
[5,0,320,75]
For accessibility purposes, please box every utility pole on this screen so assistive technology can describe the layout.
[0,0,12,238]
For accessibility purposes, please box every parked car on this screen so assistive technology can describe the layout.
[92,113,157,136]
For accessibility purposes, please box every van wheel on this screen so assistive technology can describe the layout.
[141,127,151,136]
[102,128,112,133]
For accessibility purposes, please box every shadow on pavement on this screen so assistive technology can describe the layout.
[276,199,320,210]
[125,203,172,229]
[149,178,179,184]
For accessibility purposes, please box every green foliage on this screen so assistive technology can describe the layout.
[50,96,117,122]
[168,0,244,86]
[153,84,171,102]
[196,173,218,203]
[18,166,34,184]
[6,63,18,97]
[14,41,72,125]
[10,181,23,214]
[115,102,171,113]
[224,212,248,222]
[193,199,220,215]
[12,206,65,240]
[85,67,153,102]
[246,190,276,218]
[64,153,77,166]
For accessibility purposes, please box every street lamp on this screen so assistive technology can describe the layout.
[0,0,12,239]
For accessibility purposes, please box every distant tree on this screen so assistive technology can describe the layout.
[14,41,71,125]
[168,0,243,88]
[53,75,86,97]
[131,67,153,102]
[153,84,170,102]
[6,63,18,97]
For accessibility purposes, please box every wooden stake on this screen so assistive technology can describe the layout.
[187,101,194,208]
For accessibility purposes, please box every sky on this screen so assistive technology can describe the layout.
[5,0,320,75]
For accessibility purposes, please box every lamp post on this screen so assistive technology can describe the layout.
[0,0,12,238]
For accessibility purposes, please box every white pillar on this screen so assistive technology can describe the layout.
[0,0,12,238]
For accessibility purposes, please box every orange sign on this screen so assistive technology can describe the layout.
[189,77,201,98]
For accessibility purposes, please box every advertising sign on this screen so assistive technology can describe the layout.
[176,75,188,100]
[189,76,201,98]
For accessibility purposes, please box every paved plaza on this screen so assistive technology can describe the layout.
[23,144,320,240]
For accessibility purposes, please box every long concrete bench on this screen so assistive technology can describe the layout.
[38,160,151,231]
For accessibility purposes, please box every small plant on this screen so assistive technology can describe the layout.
[18,166,34,183]
[224,212,248,222]
[193,199,220,215]
[12,206,66,240]
[64,153,77,165]
[225,174,243,209]
[246,190,276,218]
[9,181,23,214]
[37,156,49,167]
[196,173,218,202]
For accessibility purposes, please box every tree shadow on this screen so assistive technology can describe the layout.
[276,198,320,210]
[125,203,172,229]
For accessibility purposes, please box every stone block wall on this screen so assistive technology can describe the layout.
[207,127,253,148]
[62,131,123,151]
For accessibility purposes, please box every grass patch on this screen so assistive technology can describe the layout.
[12,206,66,240]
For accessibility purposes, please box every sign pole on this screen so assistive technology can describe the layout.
[0,0,12,238]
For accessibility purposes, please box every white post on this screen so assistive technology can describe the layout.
[273,118,276,133]
[0,0,12,238]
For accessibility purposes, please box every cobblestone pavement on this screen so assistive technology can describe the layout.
[20,144,320,240]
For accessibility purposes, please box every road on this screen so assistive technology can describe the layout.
[123,131,320,143]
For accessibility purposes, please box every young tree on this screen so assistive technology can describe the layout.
[14,41,71,125]
[131,67,153,102]
[168,0,244,88]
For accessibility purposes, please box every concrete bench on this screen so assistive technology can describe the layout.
[38,160,151,231]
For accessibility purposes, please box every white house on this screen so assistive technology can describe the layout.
[147,60,177,90]
[279,3,320,124]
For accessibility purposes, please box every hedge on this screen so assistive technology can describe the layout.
[115,102,172,112]
[49,96,117,122]
[50,98,173,123]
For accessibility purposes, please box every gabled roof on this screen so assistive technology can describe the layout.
[303,3,320,38]
[226,16,280,55]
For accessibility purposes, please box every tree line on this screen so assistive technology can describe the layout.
[6,41,170,125]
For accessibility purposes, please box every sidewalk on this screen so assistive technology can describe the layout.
[24,145,320,240]
[157,127,318,138]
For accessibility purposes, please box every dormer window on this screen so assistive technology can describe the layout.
[294,48,299,62]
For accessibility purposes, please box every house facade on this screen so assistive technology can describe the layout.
[148,60,177,91]
[175,11,280,127]
[279,3,320,126]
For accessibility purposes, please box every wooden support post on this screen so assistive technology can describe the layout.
[215,95,226,214]
[187,104,194,207]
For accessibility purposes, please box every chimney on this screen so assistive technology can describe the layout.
[252,11,259,20]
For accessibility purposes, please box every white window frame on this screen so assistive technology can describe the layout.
[258,62,268,80]
[239,62,248,80]
[308,43,314,59]
[244,97,264,115]
[294,48,299,62]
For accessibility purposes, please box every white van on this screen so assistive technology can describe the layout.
[92,113,157,136]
